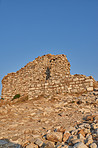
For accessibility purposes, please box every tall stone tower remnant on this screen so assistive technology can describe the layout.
[1,54,95,100]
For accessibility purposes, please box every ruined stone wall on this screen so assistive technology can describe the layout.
[1,54,95,100]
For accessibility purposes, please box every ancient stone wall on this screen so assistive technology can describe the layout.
[1,54,95,100]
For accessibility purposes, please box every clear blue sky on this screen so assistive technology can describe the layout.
[0,0,98,95]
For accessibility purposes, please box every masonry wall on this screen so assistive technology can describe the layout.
[1,54,94,100]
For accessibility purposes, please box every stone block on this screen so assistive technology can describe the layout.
[47,132,63,142]
[89,143,97,148]
[78,129,85,137]
[73,78,79,81]
[63,131,71,142]
[34,138,43,147]
[85,135,93,146]
[87,87,93,91]
[71,89,78,93]
[90,81,93,87]
[73,142,88,148]
[26,143,38,148]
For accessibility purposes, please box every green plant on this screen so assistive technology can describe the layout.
[1,98,4,100]
[71,101,75,103]
[77,100,82,105]
[12,94,20,101]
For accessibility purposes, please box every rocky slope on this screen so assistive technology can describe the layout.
[0,88,98,148]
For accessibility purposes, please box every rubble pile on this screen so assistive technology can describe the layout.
[0,88,98,148]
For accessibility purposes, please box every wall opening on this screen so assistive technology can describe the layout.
[46,67,51,80]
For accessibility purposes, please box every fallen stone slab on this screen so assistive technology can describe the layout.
[89,143,97,148]
[0,139,22,148]
[46,132,63,142]
[73,142,88,148]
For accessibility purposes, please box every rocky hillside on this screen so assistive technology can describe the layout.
[1,54,98,148]
[0,88,98,148]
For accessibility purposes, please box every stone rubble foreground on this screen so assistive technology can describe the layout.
[0,88,98,148]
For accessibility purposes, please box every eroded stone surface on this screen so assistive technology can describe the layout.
[1,54,97,100]
[0,88,98,147]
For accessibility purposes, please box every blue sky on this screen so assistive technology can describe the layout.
[0,0,98,95]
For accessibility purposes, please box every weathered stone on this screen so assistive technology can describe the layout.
[86,115,94,122]
[73,142,88,148]
[0,139,9,145]
[89,143,97,148]
[90,81,93,87]
[67,126,76,132]
[56,144,62,148]
[63,131,71,142]
[84,128,91,134]
[11,136,19,141]
[85,135,93,146]
[91,123,98,129]
[71,139,82,145]
[94,115,98,122]
[71,129,78,135]
[1,54,96,101]
[0,139,22,148]
[93,92,98,95]
[78,134,85,141]
[78,129,85,137]
[84,123,91,129]
[95,98,98,103]
[63,145,70,148]
[55,126,66,133]
[44,141,55,148]
[34,138,44,147]
[87,87,93,91]
[94,88,98,91]
[47,132,63,142]
[25,143,38,148]
[24,129,32,134]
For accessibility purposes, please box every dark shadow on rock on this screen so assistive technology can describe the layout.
[0,139,23,148]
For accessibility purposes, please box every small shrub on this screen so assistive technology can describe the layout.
[77,100,82,105]
[71,101,75,103]
[12,94,20,101]
[1,98,4,100]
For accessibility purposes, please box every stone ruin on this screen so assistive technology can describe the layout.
[1,54,96,100]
